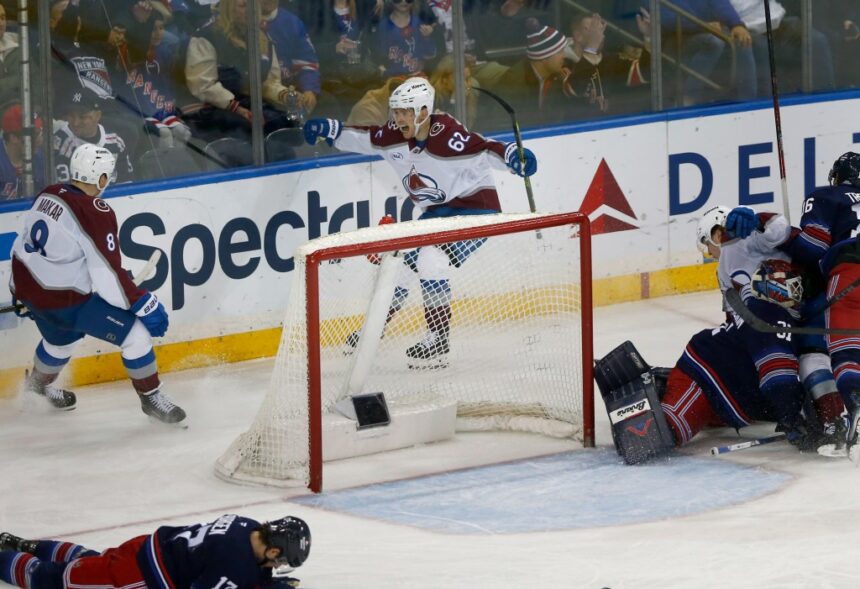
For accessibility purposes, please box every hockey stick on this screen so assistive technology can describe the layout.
[724,289,860,335]
[710,433,786,455]
[472,87,541,237]
[0,250,163,315]
[764,0,791,223]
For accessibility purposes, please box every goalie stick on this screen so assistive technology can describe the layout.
[0,249,163,315]
[724,289,860,335]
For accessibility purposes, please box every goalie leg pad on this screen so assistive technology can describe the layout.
[603,373,676,464]
[594,340,652,397]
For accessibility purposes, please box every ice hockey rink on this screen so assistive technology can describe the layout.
[2,289,860,589]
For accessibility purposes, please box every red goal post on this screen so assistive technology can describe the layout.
[216,212,594,492]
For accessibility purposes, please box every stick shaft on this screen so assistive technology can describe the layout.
[764,0,791,223]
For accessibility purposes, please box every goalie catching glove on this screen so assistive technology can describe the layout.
[750,259,803,310]
[303,118,342,146]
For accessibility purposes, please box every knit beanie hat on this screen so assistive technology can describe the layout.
[525,17,568,61]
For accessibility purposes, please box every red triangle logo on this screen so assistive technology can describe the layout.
[580,159,638,235]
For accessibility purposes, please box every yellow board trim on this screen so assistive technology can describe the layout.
[0,263,718,399]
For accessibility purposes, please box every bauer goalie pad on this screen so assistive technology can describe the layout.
[595,342,675,464]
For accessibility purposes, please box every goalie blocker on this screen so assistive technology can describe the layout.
[594,341,676,464]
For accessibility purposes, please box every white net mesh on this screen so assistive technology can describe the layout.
[215,213,588,488]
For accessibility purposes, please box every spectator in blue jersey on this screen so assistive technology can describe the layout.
[116,9,191,149]
[647,0,755,105]
[370,0,440,79]
[0,514,311,589]
[260,0,321,118]
[182,0,302,165]
[0,104,44,200]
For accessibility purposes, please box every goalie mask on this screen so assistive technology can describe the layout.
[695,205,730,256]
[389,77,435,129]
[751,259,803,309]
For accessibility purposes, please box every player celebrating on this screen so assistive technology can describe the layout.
[9,143,185,424]
[302,77,537,364]
[0,514,311,589]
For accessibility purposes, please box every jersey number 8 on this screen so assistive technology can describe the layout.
[24,220,49,256]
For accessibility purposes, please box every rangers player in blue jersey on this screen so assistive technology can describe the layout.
[0,514,311,589]
[303,76,537,366]
[739,151,860,445]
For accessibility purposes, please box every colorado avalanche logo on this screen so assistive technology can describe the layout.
[403,166,446,204]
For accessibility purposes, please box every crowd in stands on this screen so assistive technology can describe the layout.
[0,0,857,198]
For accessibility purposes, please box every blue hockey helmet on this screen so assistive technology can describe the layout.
[263,517,311,568]
[828,152,860,187]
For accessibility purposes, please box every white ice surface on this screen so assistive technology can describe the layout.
[2,290,860,589]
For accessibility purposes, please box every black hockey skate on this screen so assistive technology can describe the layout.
[815,417,850,458]
[0,532,37,554]
[406,331,449,369]
[24,372,76,410]
[343,330,360,355]
[139,390,187,425]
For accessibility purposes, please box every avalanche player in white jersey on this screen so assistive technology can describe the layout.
[694,205,845,447]
[303,77,537,363]
[9,144,185,424]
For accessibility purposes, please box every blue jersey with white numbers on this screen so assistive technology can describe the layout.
[137,514,273,589]
[788,185,860,273]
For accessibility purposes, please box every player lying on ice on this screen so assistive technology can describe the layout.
[9,143,185,424]
[595,209,851,463]
[0,514,310,589]
[302,76,537,368]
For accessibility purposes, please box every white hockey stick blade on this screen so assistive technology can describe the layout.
[710,433,786,455]
[133,250,162,287]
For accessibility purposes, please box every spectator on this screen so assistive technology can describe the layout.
[493,19,573,128]
[50,0,143,155]
[649,0,754,105]
[812,0,860,89]
[182,0,302,165]
[563,10,651,118]
[730,0,834,94]
[312,0,382,120]
[0,104,44,200]
[116,9,190,149]
[260,0,321,117]
[345,74,406,126]
[370,0,440,79]
[429,54,479,127]
[53,87,134,183]
[0,3,21,109]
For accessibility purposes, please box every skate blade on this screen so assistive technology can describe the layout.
[147,415,189,429]
[817,444,848,458]
[407,357,448,370]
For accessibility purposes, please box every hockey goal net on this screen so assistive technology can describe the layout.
[216,212,593,491]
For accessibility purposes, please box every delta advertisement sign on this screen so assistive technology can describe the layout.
[0,95,857,365]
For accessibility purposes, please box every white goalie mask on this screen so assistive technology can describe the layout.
[695,205,731,255]
[70,143,116,193]
[389,77,435,129]
[751,259,803,309]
